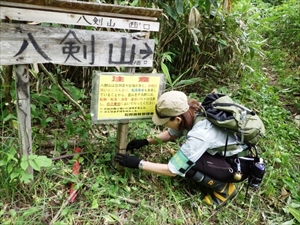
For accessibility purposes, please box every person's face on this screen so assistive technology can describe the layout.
[165,116,181,130]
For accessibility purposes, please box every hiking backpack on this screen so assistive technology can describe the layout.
[200,93,265,145]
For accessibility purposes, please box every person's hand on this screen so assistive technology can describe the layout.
[126,139,149,152]
[114,153,141,169]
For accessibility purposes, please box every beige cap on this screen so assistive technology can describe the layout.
[152,91,189,125]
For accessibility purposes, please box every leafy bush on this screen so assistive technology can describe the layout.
[148,0,265,92]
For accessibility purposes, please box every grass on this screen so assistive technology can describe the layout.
[1,48,299,225]
[1,93,299,224]
[1,0,300,224]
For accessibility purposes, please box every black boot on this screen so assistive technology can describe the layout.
[192,171,237,206]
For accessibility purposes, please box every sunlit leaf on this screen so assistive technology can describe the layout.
[274,158,281,163]
[282,219,296,225]
[175,78,201,87]
[176,0,183,15]
[28,155,38,160]
[290,203,300,208]
[161,62,172,86]
[205,0,211,14]
[288,207,300,223]
[34,155,53,168]
[20,171,33,184]
[9,209,16,217]
[20,159,29,171]
[23,207,39,217]
[57,103,63,112]
[3,114,17,123]
[161,3,177,20]
[7,164,13,174]
[29,159,40,171]
[260,16,281,22]
[91,199,99,209]
[46,117,54,123]
[10,172,20,180]
[103,214,119,223]
[211,0,218,8]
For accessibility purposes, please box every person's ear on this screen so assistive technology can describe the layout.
[176,116,182,124]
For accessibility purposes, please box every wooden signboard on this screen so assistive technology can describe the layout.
[0,23,155,67]
[0,7,160,31]
[91,72,165,123]
[0,0,162,20]
[0,0,162,176]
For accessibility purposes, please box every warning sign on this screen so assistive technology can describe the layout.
[91,72,165,123]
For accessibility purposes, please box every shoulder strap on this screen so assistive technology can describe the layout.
[212,102,256,116]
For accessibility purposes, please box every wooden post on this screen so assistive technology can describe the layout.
[115,121,129,172]
[15,64,33,175]
[115,67,135,171]
[115,122,129,154]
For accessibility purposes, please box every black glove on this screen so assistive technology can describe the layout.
[114,153,141,169]
[126,139,149,152]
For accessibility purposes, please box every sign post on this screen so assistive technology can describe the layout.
[115,67,134,165]
[0,0,163,176]
[15,64,33,175]
[91,71,165,170]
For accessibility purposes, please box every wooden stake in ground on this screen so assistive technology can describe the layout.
[115,121,129,172]
[15,64,33,175]
[115,67,135,171]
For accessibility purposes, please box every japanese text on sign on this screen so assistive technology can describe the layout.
[91,73,165,123]
[0,23,155,67]
[0,7,160,32]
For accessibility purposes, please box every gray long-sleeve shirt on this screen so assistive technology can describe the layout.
[168,118,247,177]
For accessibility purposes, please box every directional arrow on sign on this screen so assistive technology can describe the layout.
[0,23,155,67]
[140,43,153,59]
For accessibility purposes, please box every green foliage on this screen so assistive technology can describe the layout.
[1,0,300,224]
[21,155,52,173]
[287,205,300,223]
[259,0,300,113]
[0,137,52,196]
[150,0,264,93]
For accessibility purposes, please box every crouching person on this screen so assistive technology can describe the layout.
[114,91,254,207]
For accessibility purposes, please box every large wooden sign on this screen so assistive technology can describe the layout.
[0,23,155,67]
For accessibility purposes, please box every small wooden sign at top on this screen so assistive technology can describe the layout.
[0,7,160,32]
